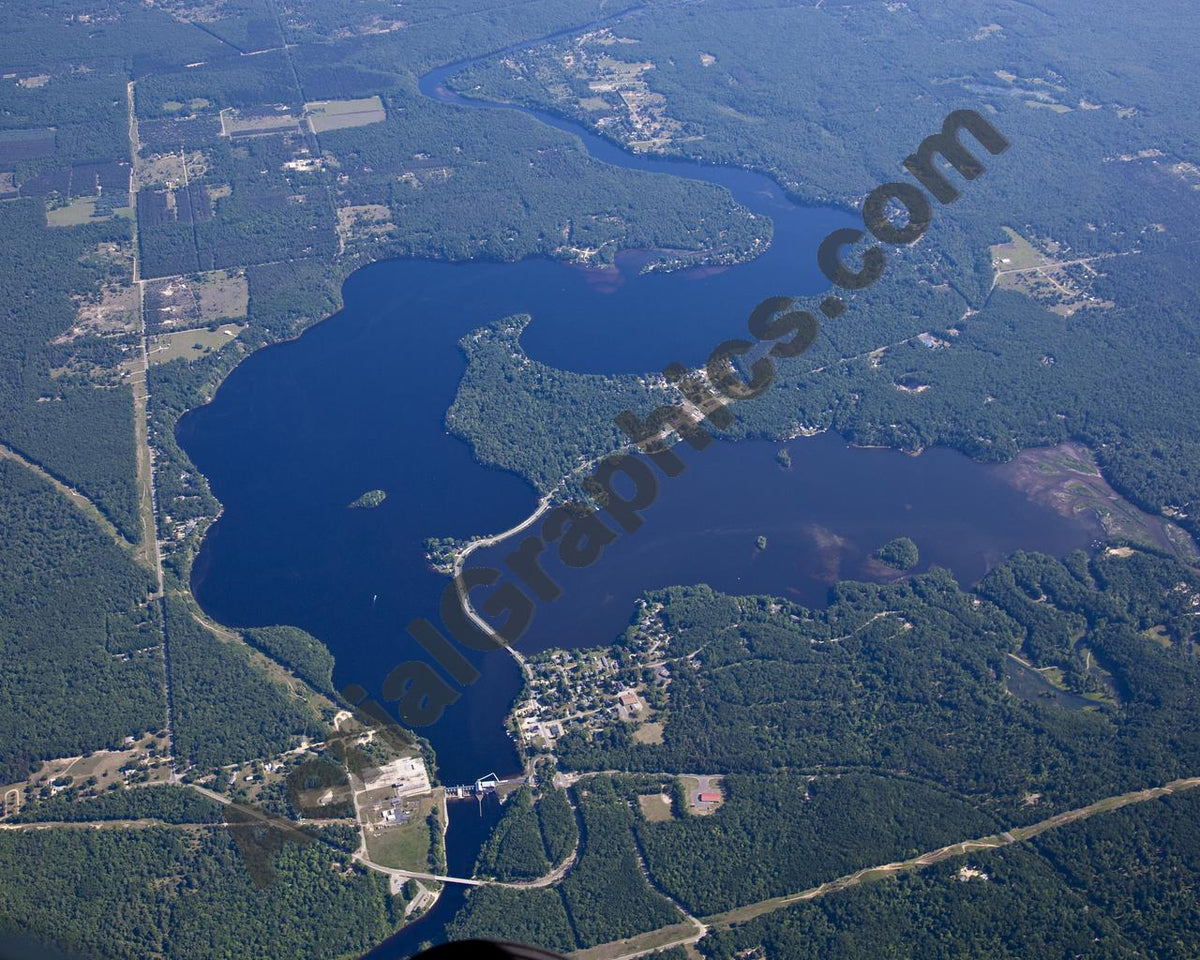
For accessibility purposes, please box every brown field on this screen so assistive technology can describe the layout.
[59,282,140,341]
[633,720,665,744]
[638,793,674,822]
[145,270,247,330]
[193,269,248,320]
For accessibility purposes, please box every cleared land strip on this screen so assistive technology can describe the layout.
[0,819,222,832]
[573,775,1200,959]
[570,921,706,960]
[127,78,177,777]
[0,442,133,549]
[708,774,1200,926]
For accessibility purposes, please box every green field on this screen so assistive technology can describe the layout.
[148,323,244,365]
[46,197,131,228]
[364,792,439,871]
[306,96,387,133]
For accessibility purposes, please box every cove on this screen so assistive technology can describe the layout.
[469,434,1099,656]
[177,19,1102,960]
[182,70,859,790]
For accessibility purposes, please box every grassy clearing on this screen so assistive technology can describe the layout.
[148,323,243,365]
[638,793,674,822]
[364,792,438,871]
[193,269,248,321]
[570,921,699,960]
[306,96,386,132]
[220,108,300,137]
[633,721,664,745]
[990,226,1043,271]
[47,196,103,227]
[129,350,159,573]
[1025,100,1072,113]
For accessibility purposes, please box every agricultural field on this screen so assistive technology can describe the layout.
[46,196,132,227]
[148,323,244,365]
[305,96,386,133]
[220,107,302,138]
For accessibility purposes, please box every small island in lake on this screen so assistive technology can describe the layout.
[349,489,387,509]
[756,535,768,550]
[875,536,919,570]
[776,447,791,469]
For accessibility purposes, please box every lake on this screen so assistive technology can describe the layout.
[177,25,1102,959]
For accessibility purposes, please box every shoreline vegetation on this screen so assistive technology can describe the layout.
[10,1,1200,956]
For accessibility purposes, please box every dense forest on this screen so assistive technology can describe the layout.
[0,824,399,960]
[701,790,1200,959]
[0,200,140,539]
[0,460,162,784]
[446,886,577,955]
[165,597,325,769]
[555,549,1200,822]
[637,773,993,916]
[242,625,336,694]
[474,786,550,881]
[537,786,578,866]
[875,536,919,570]
[451,776,681,950]
[447,317,667,491]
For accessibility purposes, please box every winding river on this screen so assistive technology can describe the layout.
[178,19,1100,957]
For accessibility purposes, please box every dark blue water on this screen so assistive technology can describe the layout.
[361,796,502,960]
[178,21,1099,960]
[181,71,859,790]
[474,434,1097,656]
